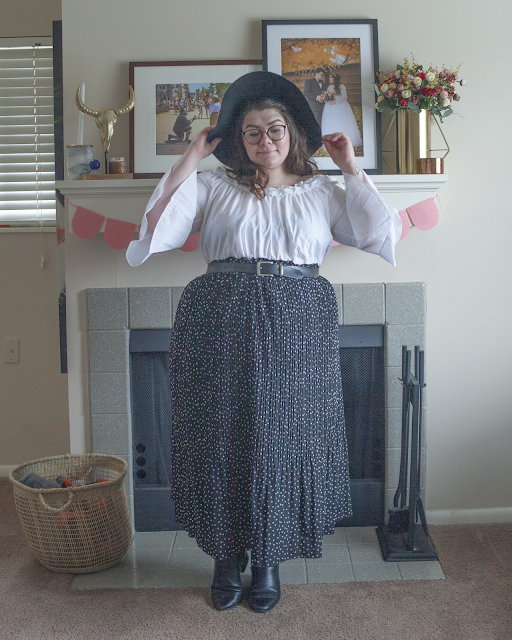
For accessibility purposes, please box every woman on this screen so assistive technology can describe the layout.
[321,72,362,148]
[209,95,221,126]
[127,71,401,613]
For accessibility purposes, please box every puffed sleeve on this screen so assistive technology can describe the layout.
[126,169,209,266]
[329,172,402,266]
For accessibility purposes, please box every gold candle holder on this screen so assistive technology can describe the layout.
[382,110,449,174]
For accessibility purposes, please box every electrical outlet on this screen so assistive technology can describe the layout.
[4,338,19,363]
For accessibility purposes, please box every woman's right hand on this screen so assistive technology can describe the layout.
[146,127,221,231]
[185,126,222,163]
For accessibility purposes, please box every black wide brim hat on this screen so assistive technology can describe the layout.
[206,71,322,168]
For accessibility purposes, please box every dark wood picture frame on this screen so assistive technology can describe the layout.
[129,59,261,179]
[262,19,382,174]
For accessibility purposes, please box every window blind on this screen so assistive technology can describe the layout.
[0,37,55,227]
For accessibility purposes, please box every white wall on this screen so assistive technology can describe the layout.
[0,0,69,472]
[0,232,70,469]
[0,0,61,38]
[60,0,512,515]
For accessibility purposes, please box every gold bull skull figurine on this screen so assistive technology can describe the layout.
[75,85,135,155]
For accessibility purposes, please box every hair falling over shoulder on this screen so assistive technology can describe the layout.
[226,98,320,199]
[330,73,342,95]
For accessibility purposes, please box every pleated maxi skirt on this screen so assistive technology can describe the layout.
[169,258,352,565]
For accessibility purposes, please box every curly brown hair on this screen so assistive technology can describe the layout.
[329,72,342,96]
[226,98,319,199]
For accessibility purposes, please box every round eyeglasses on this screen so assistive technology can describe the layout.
[242,125,287,145]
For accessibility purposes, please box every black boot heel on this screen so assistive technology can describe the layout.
[211,551,249,611]
[249,565,280,613]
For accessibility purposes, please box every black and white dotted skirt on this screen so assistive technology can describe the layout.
[169,258,352,565]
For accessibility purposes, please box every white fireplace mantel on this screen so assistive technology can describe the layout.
[56,174,448,233]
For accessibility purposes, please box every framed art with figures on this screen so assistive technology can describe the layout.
[129,59,262,178]
[262,19,382,174]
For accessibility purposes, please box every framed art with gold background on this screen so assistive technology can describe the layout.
[262,20,381,174]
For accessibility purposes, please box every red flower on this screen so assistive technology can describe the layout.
[418,72,426,79]
[399,98,407,107]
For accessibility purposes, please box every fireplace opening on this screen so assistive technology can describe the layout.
[338,325,385,527]
[129,326,385,532]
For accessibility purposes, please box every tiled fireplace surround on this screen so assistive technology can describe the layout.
[85,282,426,527]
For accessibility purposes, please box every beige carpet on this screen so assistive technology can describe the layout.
[1,478,511,640]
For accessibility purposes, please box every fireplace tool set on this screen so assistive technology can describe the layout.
[376,345,438,561]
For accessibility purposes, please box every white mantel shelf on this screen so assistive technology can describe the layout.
[56,174,448,232]
[56,178,160,199]
[56,174,448,197]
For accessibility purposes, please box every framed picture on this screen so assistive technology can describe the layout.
[262,19,381,174]
[129,59,262,178]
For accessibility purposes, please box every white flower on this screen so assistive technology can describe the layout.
[380,83,389,93]
[329,54,346,65]
[414,76,422,86]
[395,69,401,78]
[425,72,435,82]
[402,89,411,98]
[442,97,450,107]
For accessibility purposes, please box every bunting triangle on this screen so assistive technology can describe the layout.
[104,218,138,250]
[397,209,410,241]
[72,206,105,239]
[407,198,439,231]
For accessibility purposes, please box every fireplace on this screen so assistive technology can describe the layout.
[86,282,426,529]
[129,325,385,531]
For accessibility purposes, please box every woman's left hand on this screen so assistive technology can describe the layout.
[322,132,361,178]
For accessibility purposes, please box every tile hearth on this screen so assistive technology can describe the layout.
[72,526,445,590]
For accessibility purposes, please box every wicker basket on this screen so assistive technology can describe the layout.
[9,454,133,573]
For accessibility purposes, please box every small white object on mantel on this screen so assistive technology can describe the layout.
[56,174,448,234]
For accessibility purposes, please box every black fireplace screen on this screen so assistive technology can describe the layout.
[340,346,385,481]
[131,351,173,486]
[130,328,385,531]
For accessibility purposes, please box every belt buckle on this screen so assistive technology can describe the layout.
[256,260,283,276]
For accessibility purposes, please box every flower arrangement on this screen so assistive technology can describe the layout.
[317,86,338,104]
[375,56,466,121]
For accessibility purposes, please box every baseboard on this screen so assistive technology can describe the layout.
[0,462,510,525]
[426,508,512,525]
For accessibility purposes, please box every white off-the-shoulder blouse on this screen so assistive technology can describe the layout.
[126,168,401,267]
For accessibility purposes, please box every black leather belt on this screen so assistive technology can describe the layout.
[206,260,319,279]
